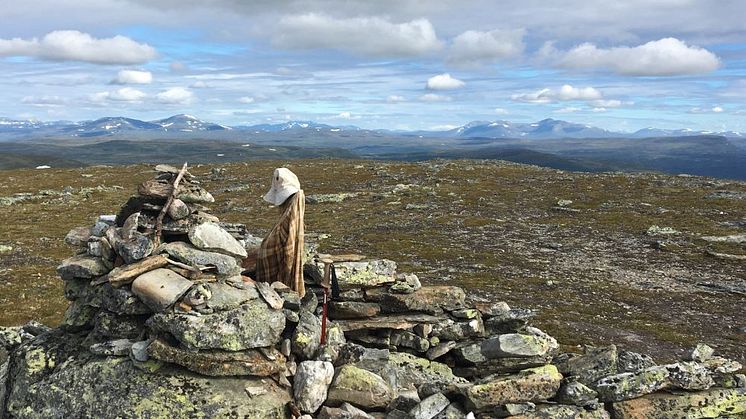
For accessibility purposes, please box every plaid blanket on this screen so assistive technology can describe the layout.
[255,190,305,297]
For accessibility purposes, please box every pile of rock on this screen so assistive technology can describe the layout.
[0,164,744,418]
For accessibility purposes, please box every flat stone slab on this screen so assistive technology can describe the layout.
[188,222,247,258]
[159,242,241,276]
[481,334,552,359]
[464,365,563,411]
[328,301,381,319]
[334,314,443,332]
[131,268,193,312]
[57,255,110,280]
[107,255,170,288]
[365,286,466,315]
[256,282,284,310]
[205,282,259,311]
[307,259,397,289]
[611,387,746,418]
[147,339,285,377]
[148,299,285,351]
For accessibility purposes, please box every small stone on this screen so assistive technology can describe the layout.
[131,268,193,312]
[390,273,422,294]
[89,339,135,356]
[327,365,395,409]
[414,324,433,338]
[389,389,421,412]
[130,340,151,362]
[617,350,656,373]
[57,255,110,280]
[245,386,268,397]
[293,361,335,413]
[329,301,381,319]
[281,339,291,357]
[410,393,450,419]
[703,356,743,373]
[435,402,467,419]
[365,286,466,315]
[121,212,141,240]
[691,343,715,362]
[292,311,321,360]
[340,403,374,418]
[282,292,301,310]
[554,380,598,407]
[595,365,669,402]
[426,341,457,360]
[450,309,479,319]
[65,227,91,247]
[188,222,248,258]
[391,330,430,352]
[204,282,259,311]
[90,221,110,237]
[492,402,535,417]
[464,365,563,411]
[159,242,241,277]
[554,345,617,386]
[255,281,284,310]
[271,281,291,293]
[168,199,190,220]
[475,301,510,318]
[115,233,154,264]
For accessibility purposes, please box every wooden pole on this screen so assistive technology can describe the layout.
[152,162,188,248]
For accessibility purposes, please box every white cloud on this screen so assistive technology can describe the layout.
[712,106,724,113]
[337,111,352,119]
[113,69,152,84]
[0,30,157,64]
[387,95,406,103]
[689,106,725,114]
[190,81,210,88]
[494,108,509,115]
[553,37,720,76]
[512,85,602,103]
[156,87,194,105]
[431,124,460,131]
[554,106,582,113]
[591,99,624,108]
[420,93,451,102]
[273,13,442,56]
[448,28,524,66]
[426,73,465,90]
[238,96,255,104]
[592,107,608,112]
[21,95,65,107]
[91,87,147,103]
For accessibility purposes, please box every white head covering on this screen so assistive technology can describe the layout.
[263,167,301,206]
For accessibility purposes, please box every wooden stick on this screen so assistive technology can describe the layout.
[152,162,188,248]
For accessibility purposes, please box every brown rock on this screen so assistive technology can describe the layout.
[131,268,193,312]
[256,281,284,310]
[107,255,169,287]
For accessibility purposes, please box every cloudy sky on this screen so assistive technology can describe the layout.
[2,0,745,131]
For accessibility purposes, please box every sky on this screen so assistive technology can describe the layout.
[1,0,745,132]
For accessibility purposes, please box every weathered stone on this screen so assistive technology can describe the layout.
[89,339,134,356]
[292,311,322,360]
[147,339,285,376]
[57,255,110,280]
[554,345,617,387]
[92,310,145,339]
[594,365,670,402]
[481,333,552,359]
[433,402,466,419]
[414,324,433,338]
[121,211,141,240]
[355,352,467,392]
[131,268,193,312]
[691,343,715,362]
[431,317,484,340]
[334,314,442,332]
[95,283,151,315]
[554,380,598,407]
[408,392,449,419]
[256,281,284,310]
[300,291,318,313]
[204,282,259,311]
[338,288,365,302]
[327,365,395,409]
[483,308,534,334]
[390,273,422,294]
[493,402,536,417]
[426,341,457,360]
[115,233,154,264]
[106,254,170,287]
[475,301,511,318]
[139,179,215,203]
[148,299,285,350]
[617,350,656,373]
[329,301,381,319]
[60,300,97,331]
[284,309,299,323]
[293,361,335,413]
[91,220,112,237]
[87,236,112,260]
[389,389,421,412]
[464,365,563,411]
[188,222,247,258]
[450,308,480,319]
[512,404,610,419]
[168,198,190,220]
[159,241,241,276]
[703,356,743,373]
[453,354,555,379]
[282,291,301,310]
[64,226,90,247]
[667,361,714,390]
[452,342,486,365]
[365,286,466,315]
[335,343,390,367]
[5,331,291,418]
[391,330,430,352]
[63,278,90,301]
[610,387,746,419]
[307,259,397,289]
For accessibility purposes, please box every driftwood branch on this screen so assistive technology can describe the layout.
[152,162,188,248]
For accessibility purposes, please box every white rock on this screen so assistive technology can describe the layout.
[188,222,248,258]
[294,361,334,413]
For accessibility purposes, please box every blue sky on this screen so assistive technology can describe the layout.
[1,0,745,132]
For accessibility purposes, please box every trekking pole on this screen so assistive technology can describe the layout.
[320,258,333,345]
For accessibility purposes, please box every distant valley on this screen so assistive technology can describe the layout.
[1,114,745,180]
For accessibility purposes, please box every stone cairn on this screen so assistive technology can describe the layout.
[1,164,745,418]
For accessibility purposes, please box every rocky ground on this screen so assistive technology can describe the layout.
[0,159,745,367]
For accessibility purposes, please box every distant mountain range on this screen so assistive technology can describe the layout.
[0,114,742,140]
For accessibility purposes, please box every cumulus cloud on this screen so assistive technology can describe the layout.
[113,69,153,84]
[91,87,147,103]
[420,93,451,102]
[156,87,194,105]
[426,73,465,90]
[549,37,720,76]
[447,28,524,66]
[21,95,65,107]
[273,13,442,56]
[0,30,157,65]
[238,96,255,104]
[387,95,406,103]
[337,111,352,119]
[512,84,602,104]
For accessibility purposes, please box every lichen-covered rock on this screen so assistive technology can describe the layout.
[92,310,146,339]
[690,343,715,362]
[594,365,670,402]
[431,317,484,340]
[204,282,259,311]
[293,361,334,413]
[114,233,154,265]
[610,387,746,419]
[355,352,467,392]
[390,273,422,294]
[512,404,611,418]
[617,351,656,373]
[57,255,110,280]
[666,361,714,390]
[554,345,617,387]
[148,299,285,350]
[328,301,381,319]
[147,338,286,377]
[464,365,563,411]
[410,392,450,419]
[94,283,152,315]
[326,364,395,409]
[307,259,397,289]
[292,311,321,360]
[64,226,91,247]
[480,333,553,359]
[391,330,430,352]
[554,380,599,407]
[365,286,466,315]
[5,331,290,418]
[188,222,247,258]
[60,300,97,331]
